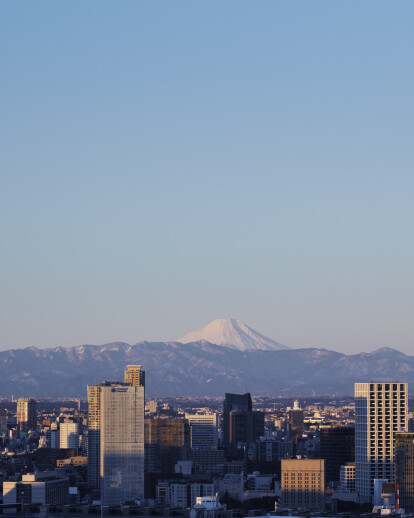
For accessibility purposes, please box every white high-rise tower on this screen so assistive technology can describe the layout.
[355,382,408,503]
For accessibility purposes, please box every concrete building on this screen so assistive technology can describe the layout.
[281,458,325,511]
[395,432,414,513]
[46,429,60,448]
[156,481,215,508]
[87,382,145,505]
[60,422,79,450]
[17,398,37,433]
[355,382,408,502]
[124,365,145,388]
[185,413,218,449]
[257,436,293,464]
[189,448,225,475]
[340,462,356,492]
[191,496,226,518]
[3,472,69,505]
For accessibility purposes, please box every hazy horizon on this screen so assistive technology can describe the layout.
[1,2,414,355]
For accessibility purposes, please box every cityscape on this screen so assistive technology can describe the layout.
[2,2,414,518]
[0,357,413,518]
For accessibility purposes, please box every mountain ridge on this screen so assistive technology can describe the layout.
[0,339,412,398]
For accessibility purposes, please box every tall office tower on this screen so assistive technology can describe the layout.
[144,418,190,473]
[320,425,355,486]
[229,410,264,458]
[124,365,145,388]
[395,432,414,513]
[355,382,408,503]
[281,459,325,511]
[87,384,101,489]
[87,382,145,505]
[16,398,37,433]
[0,409,7,435]
[223,393,252,454]
[185,413,218,450]
[288,400,305,434]
[60,422,79,450]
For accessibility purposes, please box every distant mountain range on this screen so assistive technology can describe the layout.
[0,319,412,398]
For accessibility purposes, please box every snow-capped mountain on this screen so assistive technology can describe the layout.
[177,318,290,351]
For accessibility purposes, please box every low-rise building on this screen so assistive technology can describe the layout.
[281,458,325,511]
[3,472,69,505]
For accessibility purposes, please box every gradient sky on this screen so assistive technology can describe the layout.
[1,1,413,354]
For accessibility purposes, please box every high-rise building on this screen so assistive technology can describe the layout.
[288,400,304,435]
[223,393,252,454]
[223,393,264,458]
[229,410,264,457]
[144,418,189,473]
[320,425,355,486]
[185,413,218,450]
[60,422,79,450]
[124,365,145,388]
[281,458,325,511]
[0,409,8,435]
[355,382,408,503]
[395,432,414,513]
[87,384,101,489]
[87,382,145,505]
[17,398,37,433]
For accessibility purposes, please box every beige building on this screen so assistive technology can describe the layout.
[60,422,79,449]
[281,458,325,511]
[17,398,37,433]
[124,365,145,387]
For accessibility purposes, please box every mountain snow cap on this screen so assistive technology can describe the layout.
[177,318,290,351]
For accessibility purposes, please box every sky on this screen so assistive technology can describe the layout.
[1,1,413,355]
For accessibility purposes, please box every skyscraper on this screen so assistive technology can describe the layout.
[395,432,414,513]
[16,398,37,433]
[124,365,145,388]
[355,382,408,503]
[87,382,145,505]
[222,393,252,455]
[320,425,355,486]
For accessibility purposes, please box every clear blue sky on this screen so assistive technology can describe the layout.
[1,1,413,354]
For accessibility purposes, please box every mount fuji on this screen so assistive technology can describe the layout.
[177,318,290,351]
